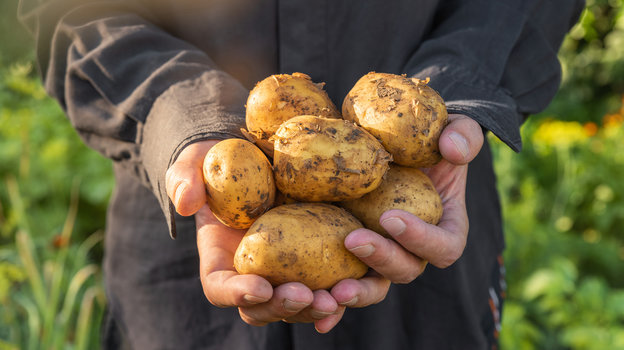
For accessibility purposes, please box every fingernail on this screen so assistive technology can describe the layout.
[283,299,308,312]
[310,310,333,320]
[339,296,358,307]
[243,294,268,304]
[381,217,406,237]
[448,131,469,159]
[349,244,375,258]
[174,181,187,208]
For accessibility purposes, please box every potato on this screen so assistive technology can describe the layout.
[273,115,392,202]
[342,72,448,168]
[339,165,443,237]
[202,139,275,229]
[244,72,340,155]
[233,203,368,290]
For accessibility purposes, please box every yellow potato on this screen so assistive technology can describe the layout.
[233,203,368,290]
[340,165,443,237]
[244,72,340,155]
[342,72,448,168]
[202,139,275,229]
[273,115,392,202]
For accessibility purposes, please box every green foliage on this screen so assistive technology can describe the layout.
[549,0,624,123]
[0,41,113,350]
[0,62,113,242]
[0,179,106,349]
[494,92,624,350]
[494,2,624,347]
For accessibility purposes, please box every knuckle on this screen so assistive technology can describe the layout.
[165,167,178,192]
[392,260,427,284]
[365,239,396,268]
[238,310,267,327]
[202,288,224,308]
[394,269,419,284]
[435,252,460,269]
[203,291,225,308]
[371,283,391,304]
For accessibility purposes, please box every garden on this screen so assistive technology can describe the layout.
[0,0,623,349]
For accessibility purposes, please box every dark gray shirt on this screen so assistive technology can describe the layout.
[20,1,583,349]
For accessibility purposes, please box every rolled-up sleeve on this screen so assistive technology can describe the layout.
[19,0,248,237]
[404,0,585,151]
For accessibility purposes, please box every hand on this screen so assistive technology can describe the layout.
[195,203,345,332]
[166,140,349,333]
[333,114,484,303]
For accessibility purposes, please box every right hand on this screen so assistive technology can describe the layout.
[166,140,350,332]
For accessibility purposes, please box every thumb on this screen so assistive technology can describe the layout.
[438,114,484,165]
[165,140,219,216]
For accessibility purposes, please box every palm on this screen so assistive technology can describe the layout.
[422,158,469,246]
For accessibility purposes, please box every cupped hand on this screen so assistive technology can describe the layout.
[195,203,342,331]
[166,140,379,333]
[332,114,484,303]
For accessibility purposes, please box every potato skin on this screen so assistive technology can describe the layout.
[233,203,368,290]
[342,72,448,168]
[245,73,340,144]
[339,165,443,237]
[202,139,275,229]
[273,115,392,202]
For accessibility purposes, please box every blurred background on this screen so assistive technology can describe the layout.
[0,0,623,349]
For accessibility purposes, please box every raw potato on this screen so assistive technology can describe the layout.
[203,139,275,229]
[340,165,443,237]
[273,115,392,202]
[342,72,448,168]
[233,203,368,290]
[244,72,340,155]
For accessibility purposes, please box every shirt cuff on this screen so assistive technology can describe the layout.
[411,64,523,152]
[141,70,248,238]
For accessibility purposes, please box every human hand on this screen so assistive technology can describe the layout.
[166,140,363,332]
[194,203,348,332]
[332,114,484,303]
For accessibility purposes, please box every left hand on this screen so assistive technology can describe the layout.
[330,114,484,307]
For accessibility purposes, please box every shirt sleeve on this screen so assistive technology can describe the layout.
[403,0,585,151]
[19,0,249,238]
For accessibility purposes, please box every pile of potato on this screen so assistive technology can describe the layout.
[202,72,448,290]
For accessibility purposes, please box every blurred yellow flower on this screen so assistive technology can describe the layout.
[532,119,588,151]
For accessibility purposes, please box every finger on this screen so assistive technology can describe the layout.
[238,282,314,326]
[439,114,484,165]
[330,270,392,305]
[345,229,425,284]
[314,306,346,334]
[202,271,274,308]
[379,207,468,268]
[283,289,339,324]
[196,205,273,307]
[165,140,219,216]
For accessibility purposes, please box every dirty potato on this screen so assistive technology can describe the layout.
[202,139,275,229]
[342,72,448,168]
[233,203,368,290]
[244,72,340,155]
[273,115,392,202]
[340,165,443,237]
